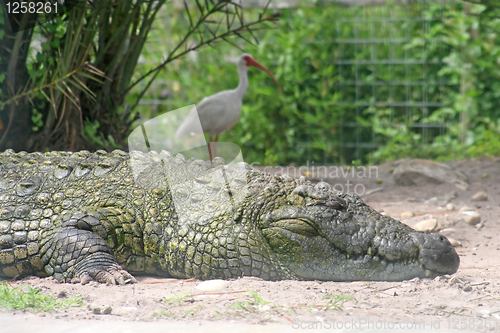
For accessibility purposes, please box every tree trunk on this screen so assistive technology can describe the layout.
[0,12,37,152]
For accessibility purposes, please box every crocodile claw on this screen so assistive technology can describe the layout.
[72,268,137,285]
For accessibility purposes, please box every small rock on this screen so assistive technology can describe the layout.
[461,211,481,225]
[475,220,485,230]
[440,191,457,204]
[447,238,461,247]
[459,206,476,212]
[439,228,456,235]
[425,197,439,205]
[446,203,455,211]
[455,183,469,191]
[376,178,383,184]
[471,191,488,201]
[414,219,437,232]
[102,306,112,315]
[196,279,229,291]
[463,285,473,292]
[400,211,414,218]
[393,159,469,187]
[92,307,101,315]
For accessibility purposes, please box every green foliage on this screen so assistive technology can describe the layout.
[229,291,275,312]
[146,1,500,165]
[155,291,203,318]
[31,107,44,132]
[465,129,500,157]
[81,119,122,149]
[309,294,357,312]
[153,4,350,165]
[368,1,500,163]
[163,291,193,305]
[0,282,83,313]
[2,1,277,152]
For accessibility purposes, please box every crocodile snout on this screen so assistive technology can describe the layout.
[411,233,460,275]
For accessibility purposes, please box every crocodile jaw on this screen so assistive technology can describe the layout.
[262,225,459,281]
[261,187,460,282]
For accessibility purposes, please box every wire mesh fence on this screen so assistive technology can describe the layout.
[134,0,461,164]
[329,1,459,162]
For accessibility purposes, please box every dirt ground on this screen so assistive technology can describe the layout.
[1,158,500,332]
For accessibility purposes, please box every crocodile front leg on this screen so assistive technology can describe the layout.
[39,208,137,284]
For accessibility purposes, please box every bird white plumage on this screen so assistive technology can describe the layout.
[175,54,277,159]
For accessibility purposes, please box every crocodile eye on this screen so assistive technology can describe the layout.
[270,219,320,237]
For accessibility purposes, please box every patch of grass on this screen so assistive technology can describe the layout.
[180,308,198,317]
[155,291,199,318]
[163,291,193,305]
[309,294,357,312]
[229,291,275,313]
[153,311,175,318]
[0,282,83,313]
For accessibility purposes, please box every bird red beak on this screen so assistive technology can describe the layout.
[246,57,279,85]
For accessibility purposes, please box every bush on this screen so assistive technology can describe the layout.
[138,1,500,165]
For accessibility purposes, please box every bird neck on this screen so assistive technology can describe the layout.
[235,65,249,99]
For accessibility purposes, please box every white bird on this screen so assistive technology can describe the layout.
[175,53,278,160]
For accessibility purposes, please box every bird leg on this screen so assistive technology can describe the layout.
[214,135,219,158]
[206,135,220,161]
[208,135,214,161]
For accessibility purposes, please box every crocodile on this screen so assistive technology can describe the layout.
[0,149,459,284]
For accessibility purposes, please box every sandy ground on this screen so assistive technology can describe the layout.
[1,158,500,332]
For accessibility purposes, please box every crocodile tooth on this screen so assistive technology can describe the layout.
[425,269,433,277]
